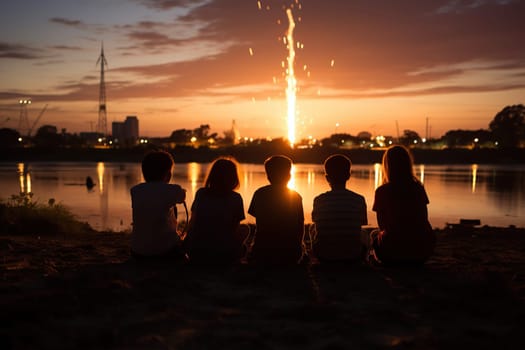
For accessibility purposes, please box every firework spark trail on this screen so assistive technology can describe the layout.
[285,8,297,147]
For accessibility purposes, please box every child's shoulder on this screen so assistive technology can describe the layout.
[345,188,366,200]
[290,187,302,199]
[133,181,184,191]
[253,184,301,199]
[253,184,273,194]
[167,183,185,194]
[316,188,365,202]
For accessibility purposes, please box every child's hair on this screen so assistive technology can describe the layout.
[264,155,292,185]
[382,145,417,184]
[324,154,351,184]
[204,157,240,193]
[141,150,174,182]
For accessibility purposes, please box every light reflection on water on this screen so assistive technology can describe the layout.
[1,162,524,232]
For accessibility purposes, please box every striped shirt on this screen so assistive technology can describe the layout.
[311,189,367,260]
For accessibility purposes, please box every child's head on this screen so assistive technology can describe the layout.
[141,150,174,183]
[264,155,292,185]
[382,145,416,184]
[324,154,351,186]
[205,157,240,193]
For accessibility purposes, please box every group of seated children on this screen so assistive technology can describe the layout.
[130,146,436,266]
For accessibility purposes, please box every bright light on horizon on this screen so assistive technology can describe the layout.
[285,8,297,147]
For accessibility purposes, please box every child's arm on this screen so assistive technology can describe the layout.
[171,184,186,204]
[297,195,305,239]
[376,211,386,230]
[361,198,368,226]
[247,191,258,219]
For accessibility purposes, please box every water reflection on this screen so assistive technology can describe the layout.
[242,167,251,192]
[307,167,315,186]
[1,162,523,230]
[471,164,478,193]
[187,162,201,195]
[17,163,31,194]
[374,163,382,189]
[96,162,109,230]
[97,162,105,193]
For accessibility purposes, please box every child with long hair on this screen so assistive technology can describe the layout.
[371,145,435,265]
[185,157,245,264]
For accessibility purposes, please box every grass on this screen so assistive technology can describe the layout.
[0,192,94,236]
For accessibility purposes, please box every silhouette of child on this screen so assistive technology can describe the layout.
[130,150,186,259]
[371,145,435,265]
[248,155,304,264]
[185,157,245,264]
[311,154,368,262]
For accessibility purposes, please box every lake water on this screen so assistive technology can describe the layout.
[0,162,524,231]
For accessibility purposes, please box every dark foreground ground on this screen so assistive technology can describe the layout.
[1,227,525,350]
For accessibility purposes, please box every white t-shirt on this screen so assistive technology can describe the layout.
[130,182,186,256]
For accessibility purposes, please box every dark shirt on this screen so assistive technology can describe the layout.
[248,184,304,264]
[372,181,435,262]
[187,187,245,263]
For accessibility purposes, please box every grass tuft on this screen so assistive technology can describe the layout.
[0,193,94,236]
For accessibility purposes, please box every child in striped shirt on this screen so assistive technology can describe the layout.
[311,154,368,262]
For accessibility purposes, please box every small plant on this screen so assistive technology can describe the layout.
[0,193,94,236]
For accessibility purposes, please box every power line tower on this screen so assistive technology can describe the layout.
[96,43,108,137]
[18,98,32,137]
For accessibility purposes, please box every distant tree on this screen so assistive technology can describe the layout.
[222,129,235,145]
[34,125,62,147]
[321,133,358,147]
[400,129,421,146]
[170,125,215,146]
[170,129,192,144]
[489,104,525,148]
[62,132,85,148]
[0,128,21,148]
[442,129,492,148]
[356,131,372,141]
[193,124,210,141]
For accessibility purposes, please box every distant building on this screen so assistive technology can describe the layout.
[223,119,240,146]
[112,116,139,146]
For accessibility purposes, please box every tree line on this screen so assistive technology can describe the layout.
[0,104,523,149]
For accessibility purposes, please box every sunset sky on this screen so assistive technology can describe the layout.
[1,0,524,140]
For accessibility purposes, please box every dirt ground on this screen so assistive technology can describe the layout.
[1,227,524,349]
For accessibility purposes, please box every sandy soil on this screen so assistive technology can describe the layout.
[1,227,524,350]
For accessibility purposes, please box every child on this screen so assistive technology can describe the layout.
[185,157,245,264]
[248,155,304,264]
[130,150,186,259]
[371,145,435,265]
[311,154,368,262]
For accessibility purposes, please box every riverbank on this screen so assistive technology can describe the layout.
[1,226,524,349]
[2,146,525,164]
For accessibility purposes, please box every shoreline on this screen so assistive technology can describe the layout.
[2,147,525,165]
[1,226,524,349]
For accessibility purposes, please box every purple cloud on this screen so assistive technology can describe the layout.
[49,17,86,28]
[0,42,44,59]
